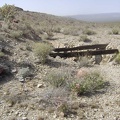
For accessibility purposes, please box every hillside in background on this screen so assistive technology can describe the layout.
[68,13,120,22]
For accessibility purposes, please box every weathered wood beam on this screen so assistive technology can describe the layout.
[50,49,119,58]
[53,44,108,52]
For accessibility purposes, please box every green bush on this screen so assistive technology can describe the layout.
[0,4,16,21]
[71,72,107,95]
[44,67,73,88]
[112,29,119,35]
[44,70,68,88]
[9,30,23,39]
[79,35,91,42]
[115,53,120,64]
[0,52,5,57]
[83,29,96,35]
[33,42,53,64]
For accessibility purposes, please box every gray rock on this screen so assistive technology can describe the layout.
[17,67,31,82]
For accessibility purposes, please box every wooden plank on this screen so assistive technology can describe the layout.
[50,49,119,58]
[53,44,108,52]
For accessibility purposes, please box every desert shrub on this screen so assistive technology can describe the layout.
[0,51,5,57]
[79,35,91,42]
[1,21,10,32]
[9,30,23,39]
[115,53,120,64]
[52,26,61,33]
[83,29,96,35]
[44,67,74,88]
[71,30,79,36]
[44,69,69,88]
[112,29,119,35]
[0,35,4,41]
[76,56,90,67]
[46,31,54,40]
[40,88,69,108]
[70,72,107,95]
[33,42,53,64]
[62,29,70,35]
[108,31,112,35]
[0,4,16,21]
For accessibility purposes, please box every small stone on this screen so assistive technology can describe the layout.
[12,69,17,73]
[14,53,17,55]
[22,117,28,120]
[37,83,43,88]
[15,111,19,115]
[53,114,57,118]
[18,77,25,82]
[59,112,65,117]
[71,102,79,110]
[76,67,89,78]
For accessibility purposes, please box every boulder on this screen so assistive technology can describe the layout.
[76,67,89,78]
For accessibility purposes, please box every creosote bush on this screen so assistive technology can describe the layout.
[71,72,107,95]
[115,53,120,64]
[44,67,73,88]
[0,4,16,21]
[9,30,23,39]
[33,42,53,64]
[112,29,119,35]
[44,69,72,88]
[79,35,91,42]
[83,29,96,35]
[0,51,5,57]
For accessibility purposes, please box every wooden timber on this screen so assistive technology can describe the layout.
[50,49,119,58]
[53,44,108,52]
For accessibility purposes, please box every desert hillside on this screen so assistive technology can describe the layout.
[0,5,120,120]
[68,13,120,22]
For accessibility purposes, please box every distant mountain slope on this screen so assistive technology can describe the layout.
[68,13,120,22]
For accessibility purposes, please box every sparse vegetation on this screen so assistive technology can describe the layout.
[115,53,120,64]
[112,29,119,35]
[70,72,107,95]
[83,29,96,35]
[0,4,119,120]
[33,42,53,64]
[44,68,72,88]
[9,30,23,39]
[79,35,91,42]
[0,4,16,21]
[0,51,5,57]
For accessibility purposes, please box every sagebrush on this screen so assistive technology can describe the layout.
[33,42,53,64]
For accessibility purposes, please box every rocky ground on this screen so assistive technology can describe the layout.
[0,8,120,120]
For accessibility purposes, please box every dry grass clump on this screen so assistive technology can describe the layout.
[70,72,108,95]
[83,29,96,35]
[33,42,53,64]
